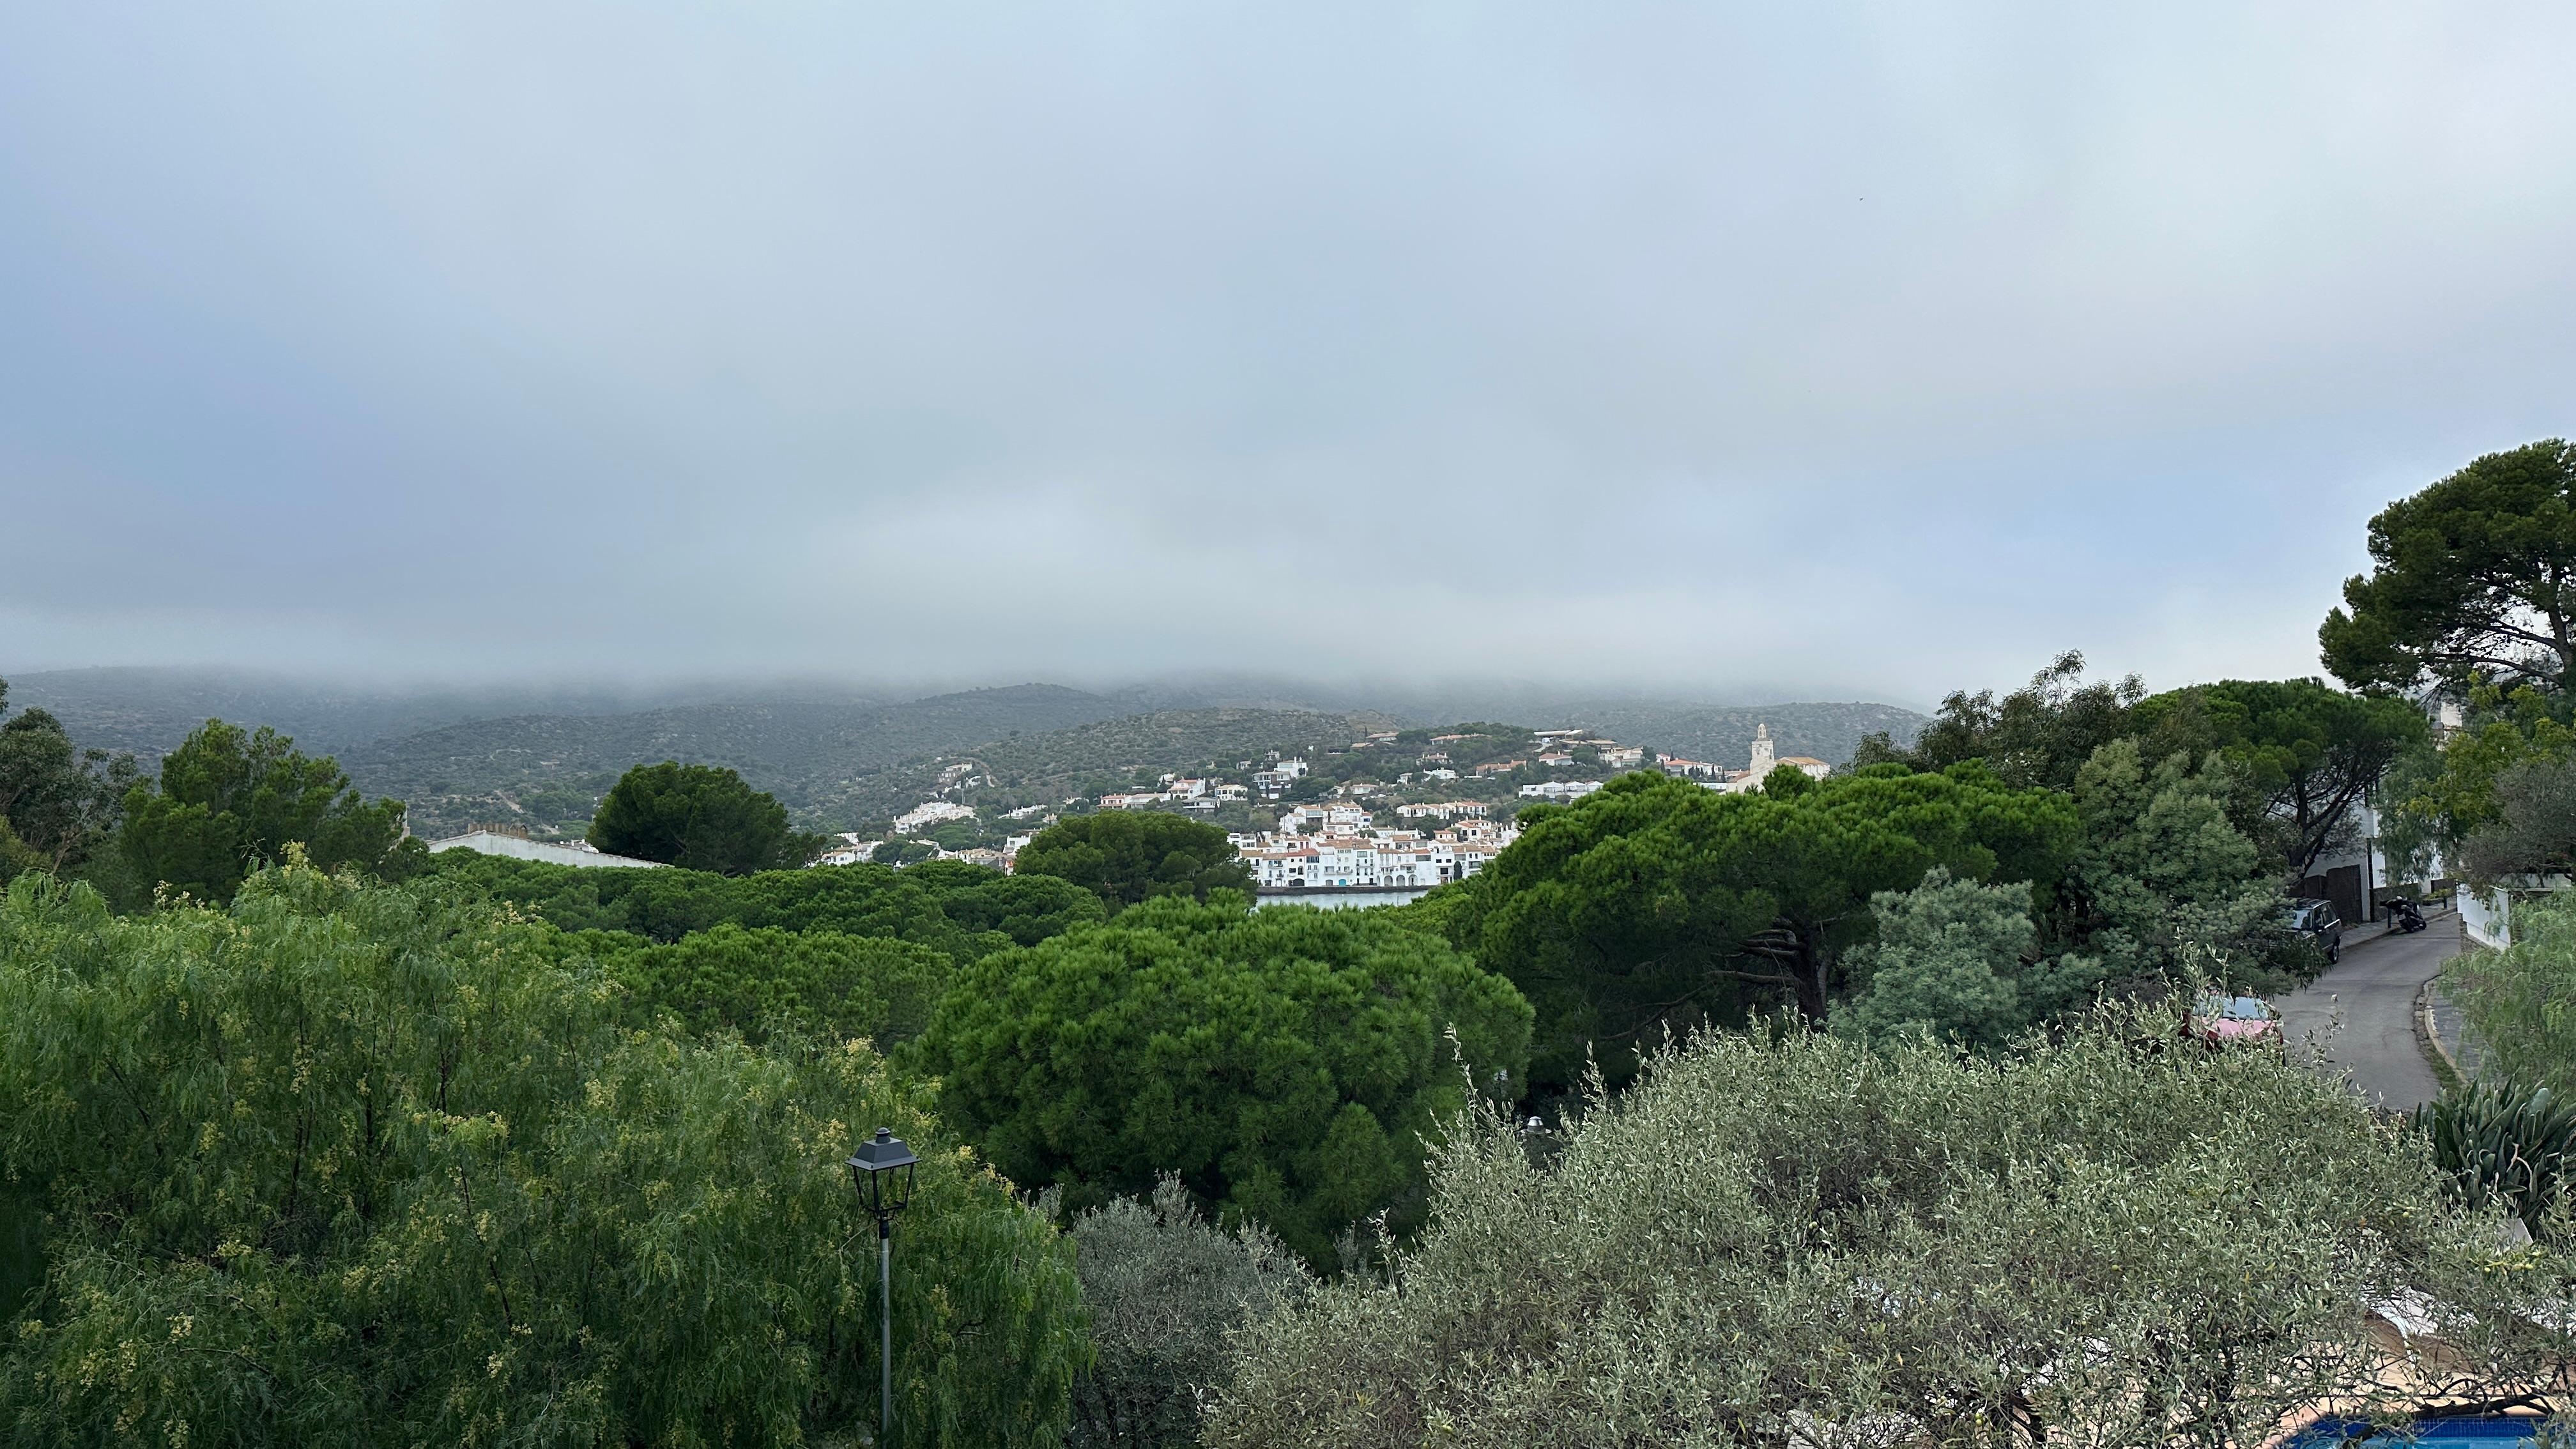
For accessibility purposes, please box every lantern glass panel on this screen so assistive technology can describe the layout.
[847,1128,921,1220]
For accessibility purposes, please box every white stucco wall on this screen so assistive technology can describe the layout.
[426,831,667,870]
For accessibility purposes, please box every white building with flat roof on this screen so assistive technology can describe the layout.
[427,831,667,870]
[1396,801,1489,820]
[894,801,978,833]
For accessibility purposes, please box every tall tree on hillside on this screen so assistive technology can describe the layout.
[119,719,416,903]
[588,761,822,875]
[2129,677,2427,875]
[2320,438,2576,696]
[1013,811,1252,914]
[0,677,137,880]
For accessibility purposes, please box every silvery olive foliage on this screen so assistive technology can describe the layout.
[1207,1009,2576,1448]
[1067,1176,1310,1447]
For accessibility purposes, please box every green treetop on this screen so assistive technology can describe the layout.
[420,850,1107,960]
[1012,810,1252,914]
[2063,737,2283,985]
[1853,650,2144,790]
[118,718,417,904]
[2128,677,2425,875]
[0,678,137,883]
[2322,438,2576,695]
[0,864,1084,1446]
[588,760,823,875]
[1448,765,2078,1092]
[919,895,1532,1267]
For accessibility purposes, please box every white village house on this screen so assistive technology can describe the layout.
[427,829,666,870]
[893,801,977,834]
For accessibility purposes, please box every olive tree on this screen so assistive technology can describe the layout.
[1066,1176,1310,1448]
[1208,1011,2576,1448]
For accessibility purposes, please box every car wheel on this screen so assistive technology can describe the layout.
[2326,939,2339,963]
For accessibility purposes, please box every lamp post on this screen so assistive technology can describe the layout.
[847,1126,919,1446]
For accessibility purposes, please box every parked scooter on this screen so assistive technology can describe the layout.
[2386,896,2428,933]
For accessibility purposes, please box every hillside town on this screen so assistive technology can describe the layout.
[824,721,1833,893]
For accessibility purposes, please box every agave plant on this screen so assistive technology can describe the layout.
[2414,1078,2576,1229]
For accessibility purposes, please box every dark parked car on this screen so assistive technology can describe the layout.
[2287,898,2343,963]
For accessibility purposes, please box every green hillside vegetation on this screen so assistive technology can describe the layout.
[8,671,1930,845]
[420,851,1106,957]
[852,704,1926,826]
[2,667,776,765]
[838,708,1397,822]
[341,684,1127,838]
[562,922,959,1048]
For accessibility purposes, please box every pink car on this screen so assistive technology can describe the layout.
[2191,995,2281,1046]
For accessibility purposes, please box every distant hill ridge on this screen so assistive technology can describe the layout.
[339,684,1129,837]
[1,667,1927,838]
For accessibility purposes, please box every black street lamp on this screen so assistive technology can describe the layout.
[847,1126,919,1445]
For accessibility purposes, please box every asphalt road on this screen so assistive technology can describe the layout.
[2272,916,2462,1112]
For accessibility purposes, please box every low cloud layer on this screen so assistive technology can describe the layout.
[5,3,2573,702]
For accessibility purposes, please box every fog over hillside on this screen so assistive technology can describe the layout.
[0,666,1930,838]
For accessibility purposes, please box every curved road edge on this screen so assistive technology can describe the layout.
[2271,916,2463,1112]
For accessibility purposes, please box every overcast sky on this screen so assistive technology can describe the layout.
[4,3,2573,707]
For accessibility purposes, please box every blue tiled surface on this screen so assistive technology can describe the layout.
[2290,1420,2542,1445]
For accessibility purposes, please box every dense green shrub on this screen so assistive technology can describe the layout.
[0,866,1083,1447]
[423,850,1105,960]
[1208,1008,2567,1449]
[921,896,1532,1266]
[1832,868,2064,1050]
[1066,1176,1310,1448]
[2451,889,2576,1094]
[565,921,955,1048]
